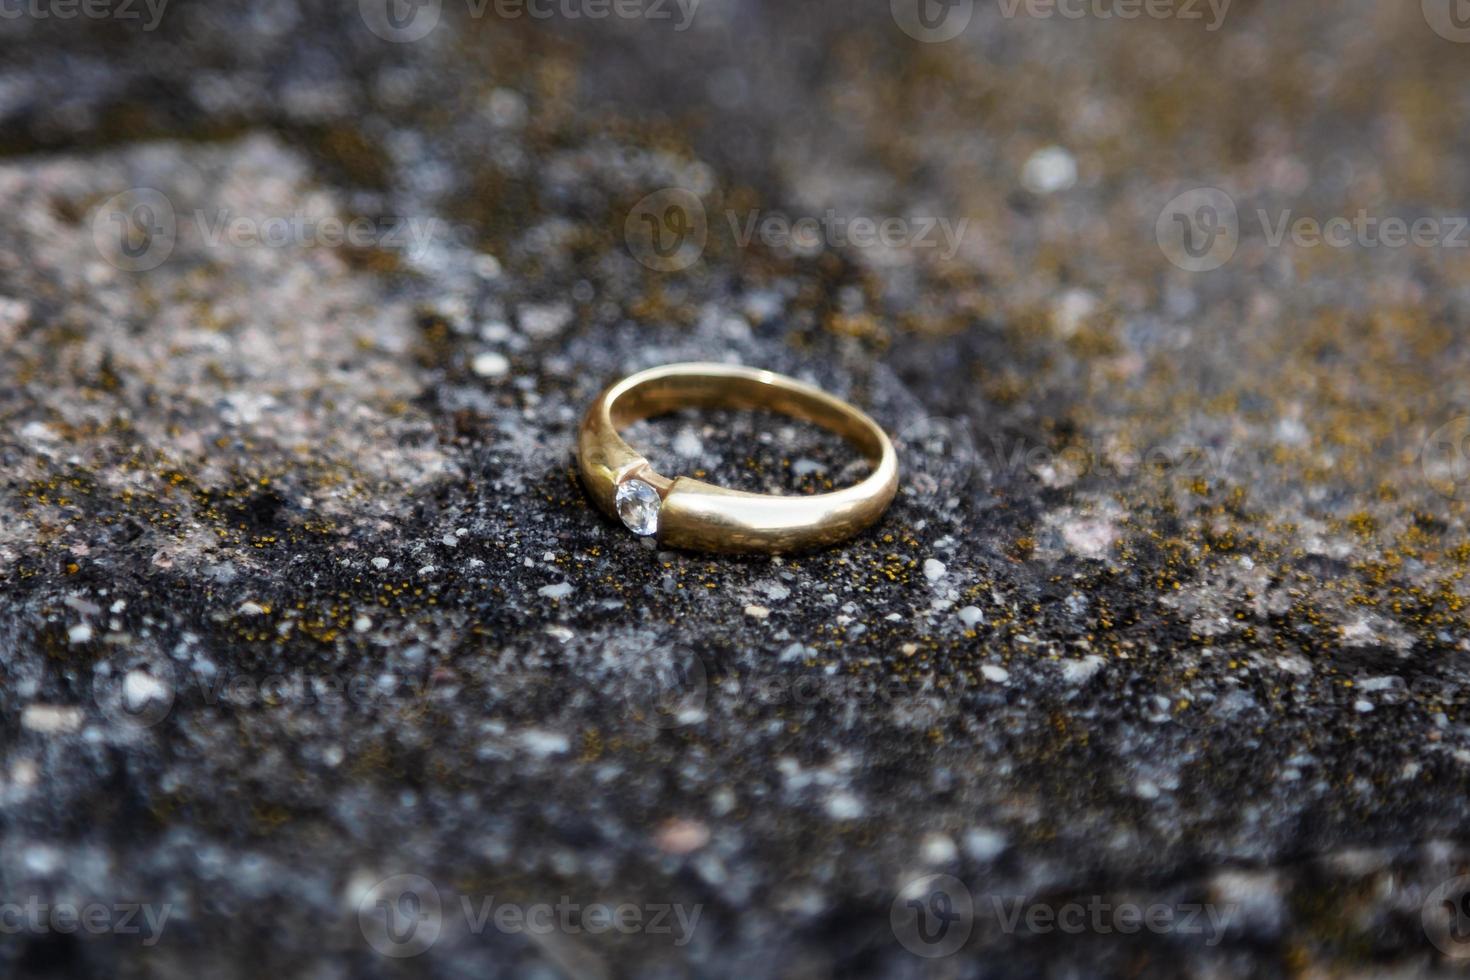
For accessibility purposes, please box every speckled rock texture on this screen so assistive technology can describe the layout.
[2,1,1470,977]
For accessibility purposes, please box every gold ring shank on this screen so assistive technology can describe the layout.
[578,363,899,554]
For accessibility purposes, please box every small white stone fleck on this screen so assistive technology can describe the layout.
[923,558,947,583]
[981,664,1009,683]
[673,429,704,458]
[473,252,503,279]
[67,623,93,644]
[22,705,83,734]
[957,605,984,627]
[1061,517,1117,559]
[779,642,810,662]
[1022,145,1078,194]
[1135,779,1161,800]
[238,601,265,617]
[1051,288,1097,338]
[963,828,1008,862]
[123,671,169,713]
[825,792,865,820]
[109,600,126,614]
[655,818,711,855]
[371,557,390,570]
[744,604,770,620]
[441,532,459,547]
[518,302,573,339]
[520,729,570,757]
[1354,700,1374,713]
[353,616,373,633]
[920,833,958,865]
[1061,655,1105,684]
[472,351,510,378]
[539,582,574,600]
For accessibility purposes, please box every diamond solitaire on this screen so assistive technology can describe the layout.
[614,478,662,536]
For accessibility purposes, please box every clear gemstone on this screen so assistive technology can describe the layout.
[615,479,661,536]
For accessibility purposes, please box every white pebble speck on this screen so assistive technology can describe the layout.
[981,664,1009,683]
[67,623,93,644]
[519,302,573,339]
[920,833,958,865]
[1022,145,1078,194]
[520,729,570,757]
[123,671,170,713]
[673,429,704,458]
[923,558,947,583]
[538,582,574,600]
[744,605,770,620]
[825,793,865,820]
[22,705,83,734]
[371,557,390,570]
[1061,656,1105,685]
[1354,700,1374,713]
[957,606,983,627]
[963,828,1007,862]
[472,352,510,378]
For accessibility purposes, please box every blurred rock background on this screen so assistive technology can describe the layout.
[2,0,1470,976]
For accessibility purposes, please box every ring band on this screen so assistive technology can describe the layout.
[578,363,899,554]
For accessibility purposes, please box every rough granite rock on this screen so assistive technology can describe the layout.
[1,1,1470,977]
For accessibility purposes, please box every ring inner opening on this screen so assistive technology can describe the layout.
[609,374,884,459]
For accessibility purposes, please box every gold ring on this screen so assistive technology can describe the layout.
[578,363,899,554]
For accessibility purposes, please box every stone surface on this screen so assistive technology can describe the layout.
[1,2,1470,977]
